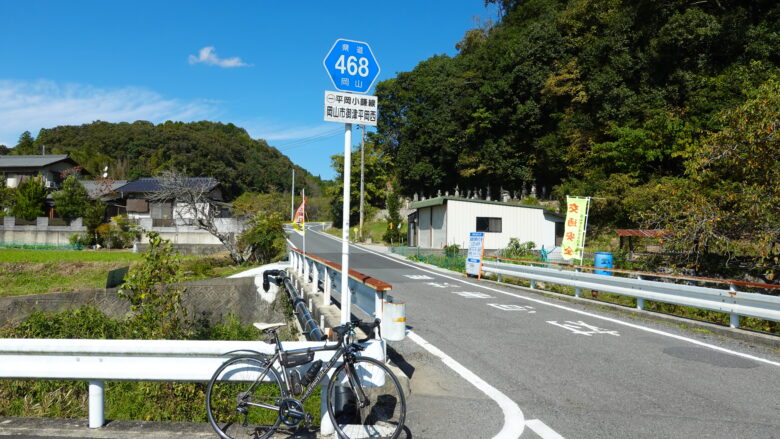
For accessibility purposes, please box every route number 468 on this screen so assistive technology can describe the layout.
[334,55,370,77]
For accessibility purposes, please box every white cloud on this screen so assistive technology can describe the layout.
[188,46,251,68]
[0,80,215,145]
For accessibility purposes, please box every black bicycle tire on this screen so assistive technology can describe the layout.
[326,356,407,439]
[206,355,283,439]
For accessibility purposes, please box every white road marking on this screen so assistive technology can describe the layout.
[425,282,455,288]
[488,303,536,313]
[403,274,434,280]
[314,231,780,368]
[547,320,620,336]
[407,330,525,439]
[525,419,565,439]
[452,291,494,299]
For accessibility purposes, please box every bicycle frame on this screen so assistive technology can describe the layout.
[242,339,348,414]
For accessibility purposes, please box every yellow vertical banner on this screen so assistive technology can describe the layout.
[561,196,589,261]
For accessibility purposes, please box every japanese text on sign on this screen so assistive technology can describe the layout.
[561,196,589,261]
[465,232,485,276]
[324,91,378,126]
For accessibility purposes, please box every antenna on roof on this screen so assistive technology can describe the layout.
[41,144,46,155]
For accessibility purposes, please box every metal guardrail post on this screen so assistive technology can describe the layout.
[575,267,582,298]
[496,258,503,282]
[530,280,537,289]
[88,380,104,428]
[636,276,645,310]
[729,284,740,329]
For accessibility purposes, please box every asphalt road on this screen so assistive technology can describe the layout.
[288,228,780,439]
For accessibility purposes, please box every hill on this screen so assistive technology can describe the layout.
[10,120,324,199]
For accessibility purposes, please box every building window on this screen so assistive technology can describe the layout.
[476,217,502,233]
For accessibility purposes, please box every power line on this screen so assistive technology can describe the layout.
[274,128,344,151]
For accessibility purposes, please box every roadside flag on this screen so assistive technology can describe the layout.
[561,196,590,262]
[293,197,306,233]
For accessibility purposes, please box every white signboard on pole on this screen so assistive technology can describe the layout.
[324,91,378,126]
[466,232,485,277]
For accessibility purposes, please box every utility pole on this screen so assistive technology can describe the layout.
[291,168,295,221]
[359,125,365,241]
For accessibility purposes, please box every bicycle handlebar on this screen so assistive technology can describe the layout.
[332,318,381,345]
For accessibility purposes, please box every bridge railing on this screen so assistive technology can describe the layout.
[0,337,383,432]
[482,259,780,328]
[289,248,393,334]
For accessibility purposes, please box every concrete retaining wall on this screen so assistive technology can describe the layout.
[0,277,283,328]
[0,217,86,246]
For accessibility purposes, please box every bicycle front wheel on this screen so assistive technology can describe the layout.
[327,357,406,439]
[206,356,284,439]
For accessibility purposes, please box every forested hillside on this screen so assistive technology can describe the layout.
[371,0,779,281]
[9,121,324,199]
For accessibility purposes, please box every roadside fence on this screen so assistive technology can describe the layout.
[481,257,780,329]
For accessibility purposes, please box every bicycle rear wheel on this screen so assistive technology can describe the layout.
[327,357,406,439]
[206,356,284,439]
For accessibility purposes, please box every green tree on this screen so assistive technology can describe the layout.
[382,187,403,244]
[238,212,286,264]
[52,175,90,219]
[329,137,391,226]
[0,180,14,217]
[12,176,46,220]
[633,78,780,282]
[15,131,34,152]
[118,232,187,339]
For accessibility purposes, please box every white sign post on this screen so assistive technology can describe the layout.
[323,39,380,324]
[466,232,485,278]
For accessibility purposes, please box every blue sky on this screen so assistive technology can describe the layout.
[0,1,497,180]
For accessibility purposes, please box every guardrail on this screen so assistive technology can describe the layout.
[481,259,780,328]
[0,337,383,432]
[289,248,392,329]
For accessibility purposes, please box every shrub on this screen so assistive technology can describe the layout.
[118,232,187,339]
[238,212,286,264]
[444,244,460,257]
[501,238,536,259]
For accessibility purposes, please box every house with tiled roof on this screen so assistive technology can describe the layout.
[114,177,228,226]
[0,154,87,190]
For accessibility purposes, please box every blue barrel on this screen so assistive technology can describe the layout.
[593,252,613,276]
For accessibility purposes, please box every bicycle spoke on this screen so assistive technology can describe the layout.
[207,357,284,439]
[328,357,406,439]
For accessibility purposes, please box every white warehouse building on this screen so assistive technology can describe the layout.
[407,196,564,250]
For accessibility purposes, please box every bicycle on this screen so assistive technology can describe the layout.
[206,318,406,439]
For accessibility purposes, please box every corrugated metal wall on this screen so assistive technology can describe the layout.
[418,207,431,248]
[431,205,447,248]
[446,200,558,250]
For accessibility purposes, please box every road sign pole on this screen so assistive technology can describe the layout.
[359,125,365,241]
[341,123,352,324]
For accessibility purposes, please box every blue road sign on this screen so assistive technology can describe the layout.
[323,39,380,94]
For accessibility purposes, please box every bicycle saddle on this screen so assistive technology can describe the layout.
[253,322,287,332]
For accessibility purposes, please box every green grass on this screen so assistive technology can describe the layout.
[325,220,407,245]
[0,249,257,297]
[0,249,142,263]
